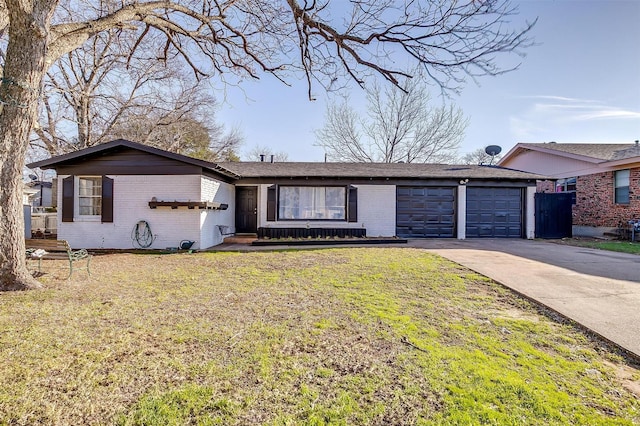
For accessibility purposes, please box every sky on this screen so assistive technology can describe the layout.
[214,0,640,162]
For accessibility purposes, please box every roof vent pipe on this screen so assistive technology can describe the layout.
[270,154,274,163]
[635,140,639,147]
[260,154,265,162]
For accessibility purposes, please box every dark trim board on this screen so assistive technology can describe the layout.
[29,141,237,183]
[235,177,537,187]
[252,237,407,246]
[258,227,366,239]
[56,163,202,176]
[52,148,235,182]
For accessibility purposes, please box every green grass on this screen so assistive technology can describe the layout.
[555,239,640,255]
[0,248,638,425]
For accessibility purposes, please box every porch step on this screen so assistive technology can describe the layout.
[223,234,258,244]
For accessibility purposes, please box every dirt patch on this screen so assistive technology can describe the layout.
[603,360,640,398]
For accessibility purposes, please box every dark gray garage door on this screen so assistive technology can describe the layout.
[396,186,455,238]
[466,187,522,238]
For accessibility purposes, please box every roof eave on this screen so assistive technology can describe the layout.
[499,143,605,165]
[600,156,640,168]
[26,139,240,180]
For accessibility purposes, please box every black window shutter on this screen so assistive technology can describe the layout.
[266,185,277,221]
[102,176,114,223]
[62,176,74,222]
[348,186,358,222]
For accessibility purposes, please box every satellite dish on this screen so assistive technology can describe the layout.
[485,145,502,156]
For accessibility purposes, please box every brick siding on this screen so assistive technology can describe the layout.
[536,180,555,193]
[573,168,640,227]
[57,174,235,249]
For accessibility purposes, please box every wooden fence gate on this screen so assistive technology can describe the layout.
[535,193,573,239]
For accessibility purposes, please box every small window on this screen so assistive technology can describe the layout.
[78,177,102,216]
[278,186,346,220]
[615,170,630,204]
[555,177,577,204]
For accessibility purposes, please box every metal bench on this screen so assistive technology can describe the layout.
[25,239,91,278]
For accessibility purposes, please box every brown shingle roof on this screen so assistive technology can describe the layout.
[219,161,545,180]
[26,138,545,181]
[518,142,640,161]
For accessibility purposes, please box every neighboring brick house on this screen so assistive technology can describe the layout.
[498,142,640,237]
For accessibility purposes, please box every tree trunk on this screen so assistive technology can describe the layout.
[0,1,57,291]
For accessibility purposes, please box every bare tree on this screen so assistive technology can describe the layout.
[101,79,244,161]
[461,147,503,165]
[0,0,534,290]
[316,78,468,163]
[32,30,240,159]
[109,113,243,161]
[243,144,290,162]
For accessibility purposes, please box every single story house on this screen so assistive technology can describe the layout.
[498,141,640,237]
[26,180,54,211]
[28,139,544,250]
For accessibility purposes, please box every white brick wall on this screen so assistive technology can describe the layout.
[200,177,235,248]
[256,184,396,237]
[58,175,234,249]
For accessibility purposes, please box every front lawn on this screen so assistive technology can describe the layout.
[1,248,638,424]
[554,238,640,255]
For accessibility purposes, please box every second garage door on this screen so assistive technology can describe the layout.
[396,186,455,238]
[466,187,522,238]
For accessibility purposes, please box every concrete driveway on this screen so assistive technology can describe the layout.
[409,239,640,358]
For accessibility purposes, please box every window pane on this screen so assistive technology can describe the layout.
[278,187,298,219]
[615,187,630,204]
[614,170,630,204]
[79,177,102,216]
[325,187,346,219]
[79,177,101,196]
[556,177,577,193]
[79,204,101,216]
[278,186,345,220]
[615,170,630,187]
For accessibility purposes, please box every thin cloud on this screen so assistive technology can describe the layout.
[509,95,640,141]
[521,95,640,122]
[522,95,599,104]
[573,109,640,121]
[533,103,599,112]
[532,102,640,120]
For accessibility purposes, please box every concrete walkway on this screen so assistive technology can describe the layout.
[409,239,640,358]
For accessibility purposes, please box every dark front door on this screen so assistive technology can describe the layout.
[236,186,258,233]
[535,192,573,239]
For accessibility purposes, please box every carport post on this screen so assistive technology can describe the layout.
[457,185,466,239]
